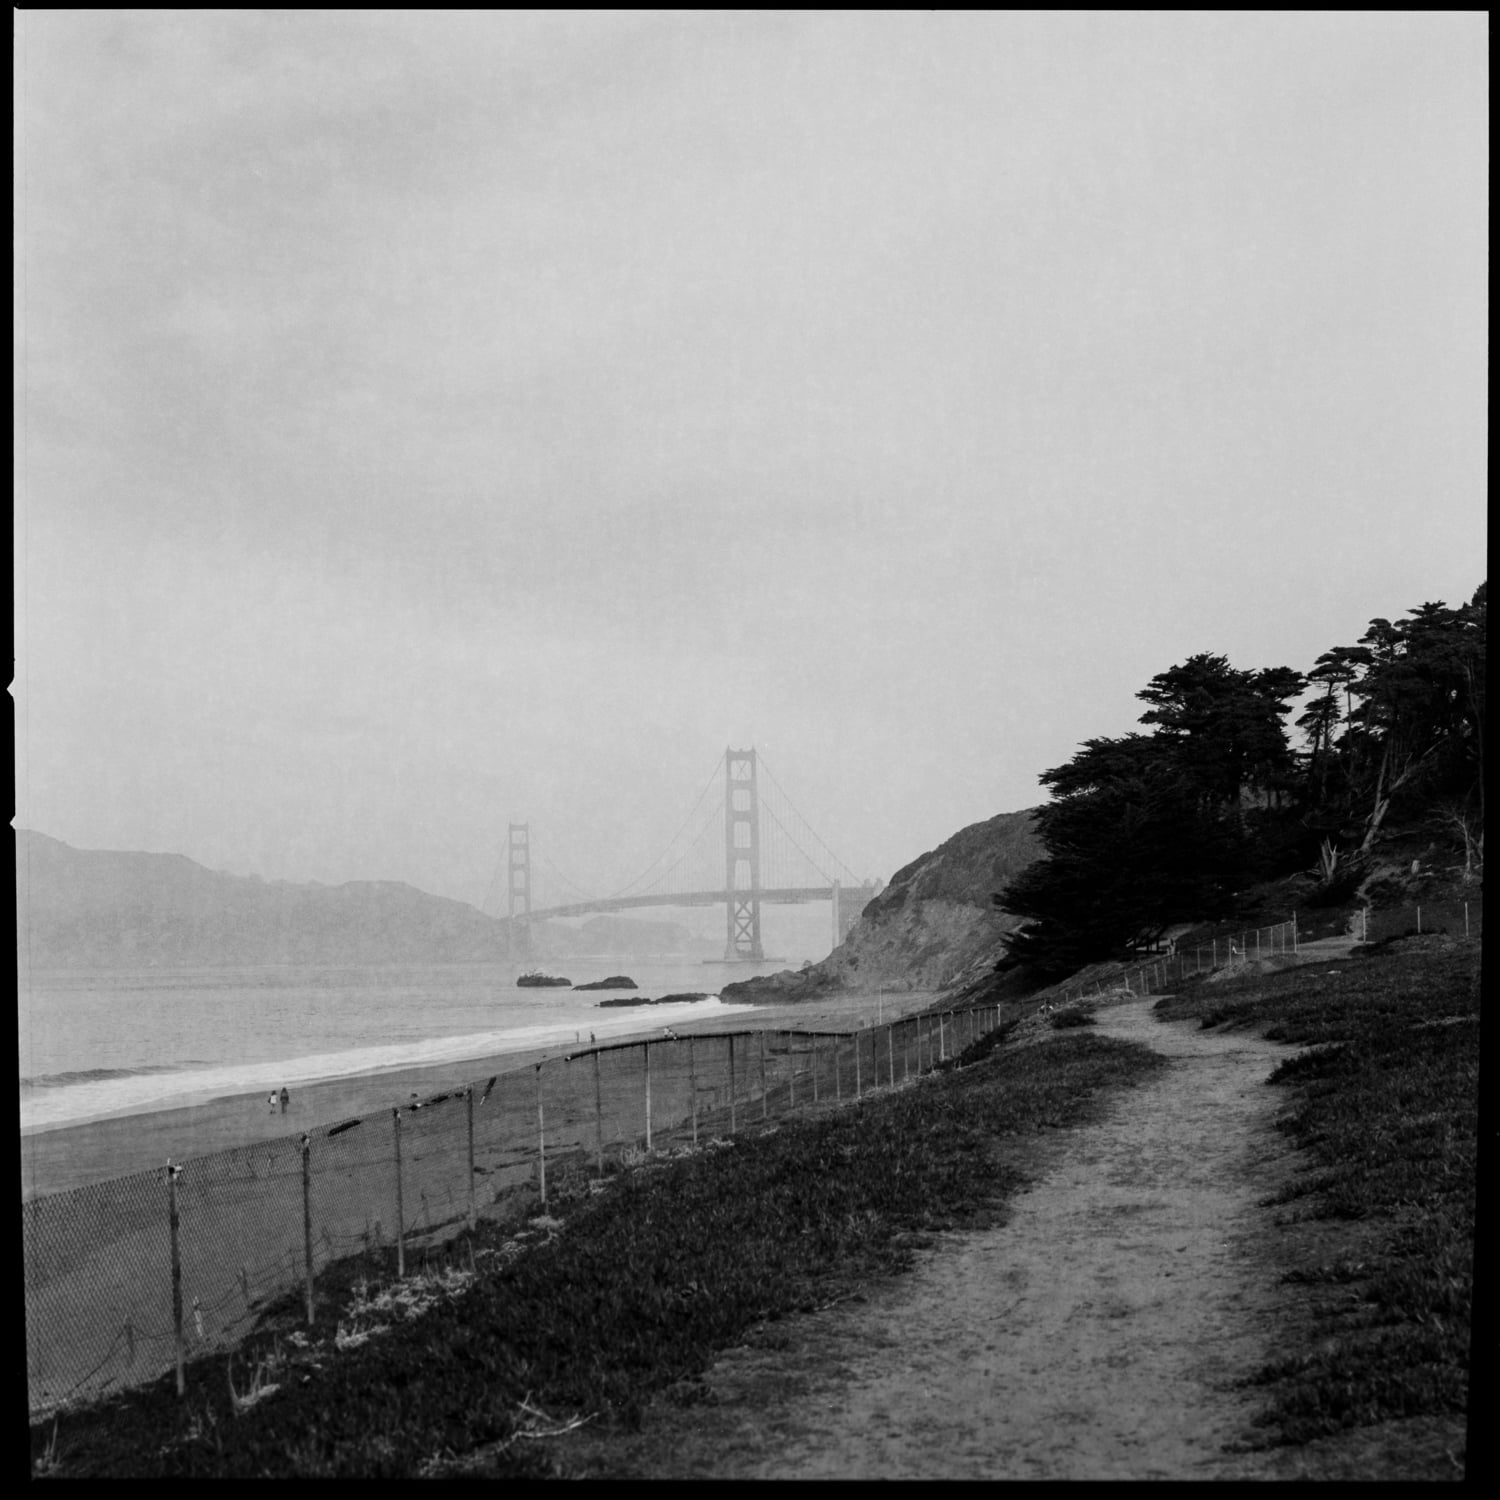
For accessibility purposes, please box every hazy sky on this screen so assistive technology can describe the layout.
[14,12,1488,914]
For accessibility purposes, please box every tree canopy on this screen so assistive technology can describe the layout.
[997,582,1485,976]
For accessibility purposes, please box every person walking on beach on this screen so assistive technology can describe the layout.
[279,1086,290,1114]
[267,1092,278,1115]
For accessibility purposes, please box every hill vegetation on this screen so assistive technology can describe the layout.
[998,583,1485,977]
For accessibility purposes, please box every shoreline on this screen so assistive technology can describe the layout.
[20,988,941,1201]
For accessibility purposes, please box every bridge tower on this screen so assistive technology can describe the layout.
[507,823,532,962]
[723,748,764,961]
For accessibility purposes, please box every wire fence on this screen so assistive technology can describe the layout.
[1353,899,1482,945]
[26,897,1482,1422]
[24,1005,1003,1421]
[1046,916,1303,1007]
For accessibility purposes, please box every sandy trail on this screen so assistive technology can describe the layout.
[565,997,1302,1479]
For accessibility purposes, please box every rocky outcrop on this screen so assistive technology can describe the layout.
[574,976,638,991]
[722,809,1042,1004]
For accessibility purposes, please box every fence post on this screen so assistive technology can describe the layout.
[166,1160,184,1398]
[594,1051,605,1173]
[1293,912,1298,953]
[644,1042,652,1152]
[855,1030,862,1097]
[812,1037,820,1103]
[834,1035,842,1100]
[729,1035,737,1134]
[301,1134,315,1326]
[466,1087,477,1227]
[888,1023,895,1087]
[689,1037,699,1144]
[1465,902,1469,938]
[760,1031,769,1120]
[392,1109,406,1278]
[784,1033,794,1110]
[534,1067,546,1209]
[1417,905,1422,934]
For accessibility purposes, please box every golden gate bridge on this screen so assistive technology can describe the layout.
[481,747,881,962]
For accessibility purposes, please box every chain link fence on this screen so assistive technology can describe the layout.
[24,1004,1003,1421]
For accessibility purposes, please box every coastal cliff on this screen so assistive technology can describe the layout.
[722,808,1042,1004]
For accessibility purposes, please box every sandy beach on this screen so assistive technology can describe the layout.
[21,988,941,1201]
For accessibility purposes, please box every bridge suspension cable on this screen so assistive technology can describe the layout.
[758,797,836,886]
[622,795,725,899]
[608,752,726,899]
[534,844,597,904]
[756,752,863,885]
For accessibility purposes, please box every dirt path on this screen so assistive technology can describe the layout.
[560,998,1304,1479]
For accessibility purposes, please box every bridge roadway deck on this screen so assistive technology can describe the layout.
[524,887,866,921]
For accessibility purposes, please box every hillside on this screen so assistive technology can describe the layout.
[723,809,1043,1004]
[13,831,707,971]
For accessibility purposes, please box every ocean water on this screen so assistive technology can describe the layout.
[17,957,781,1134]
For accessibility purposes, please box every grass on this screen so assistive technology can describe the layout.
[1152,939,1479,1448]
[31,1025,1166,1478]
[1050,1008,1097,1029]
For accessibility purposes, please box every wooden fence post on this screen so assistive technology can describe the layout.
[534,1067,546,1208]
[644,1042,652,1152]
[392,1109,406,1277]
[301,1134,315,1326]
[729,1035,737,1134]
[760,1031,769,1120]
[465,1087,477,1227]
[167,1161,184,1397]
[888,1023,895,1087]
[855,1030,862,1097]
[812,1036,820,1103]
[593,1052,605,1173]
[689,1036,699,1144]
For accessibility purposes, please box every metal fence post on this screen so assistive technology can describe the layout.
[855,1030,862,1097]
[534,1067,546,1209]
[888,1022,895,1087]
[785,1032,795,1110]
[812,1036,821,1103]
[301,1134,315,1326]
[392,1109,406,1277]
[760,1031,769,1120]
[729,1035,737,1134]
[834,1035,842,1100]
[1417,905,1422,934]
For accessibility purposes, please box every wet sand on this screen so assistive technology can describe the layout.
[20,989,941,1200]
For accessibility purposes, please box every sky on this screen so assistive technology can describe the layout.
[14,12,1488,918]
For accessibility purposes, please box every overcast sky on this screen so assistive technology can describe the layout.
[14,12,1488,914]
